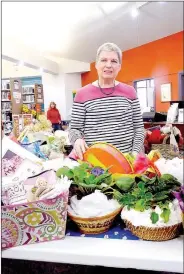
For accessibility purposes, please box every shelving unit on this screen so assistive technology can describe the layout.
[1,77,45,136]
[22,83,44,114]
[1,79,13,135]
[22,85,36,110]
[34,84,44,114]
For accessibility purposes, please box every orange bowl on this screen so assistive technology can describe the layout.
[83,142,133,174]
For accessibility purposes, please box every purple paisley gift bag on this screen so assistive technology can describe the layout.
[1,191,69,250]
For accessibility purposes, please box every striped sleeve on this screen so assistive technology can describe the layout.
[69,102,86,145]
[131,98,144,153]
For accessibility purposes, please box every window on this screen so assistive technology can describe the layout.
[134,79,155,112]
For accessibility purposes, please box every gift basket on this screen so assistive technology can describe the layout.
[120,174,183,241]
[57,142,183,240]
[145,125,183,160]
[2,192,69,249]
[1,137,71,250]
[56,163,121,234]
[68,204,121,234]
[152,134,183,160]
[16,115,71,160]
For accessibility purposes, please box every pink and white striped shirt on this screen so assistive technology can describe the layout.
[69,83,144,153]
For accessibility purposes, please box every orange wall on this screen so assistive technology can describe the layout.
[81,31,183,112]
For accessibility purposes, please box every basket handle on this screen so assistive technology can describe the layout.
[162,135,170,144]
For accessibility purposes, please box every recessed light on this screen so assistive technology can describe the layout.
[131,8,139,18]
[18,60,24,67]
[39,67,43,73]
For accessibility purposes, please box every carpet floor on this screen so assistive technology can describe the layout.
[1,259,179,274]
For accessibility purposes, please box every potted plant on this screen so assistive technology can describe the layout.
[115,174,183,241]
[56,163,121,234]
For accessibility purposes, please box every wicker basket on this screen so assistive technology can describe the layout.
[124,219,182,241]
[152,135,183,160]
[68,207,121,234]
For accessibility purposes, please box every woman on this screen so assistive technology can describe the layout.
[47,102,62,132]
[69,42,144,160]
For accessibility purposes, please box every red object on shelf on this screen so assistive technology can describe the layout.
[36,104,41,114]
[8,92,11,100]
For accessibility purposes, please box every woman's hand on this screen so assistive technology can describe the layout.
[74,139,88,160]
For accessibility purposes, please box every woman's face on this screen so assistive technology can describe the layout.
[95,51,121,80]
[51,104,55,108]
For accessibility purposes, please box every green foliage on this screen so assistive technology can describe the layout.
[56,163,113,197]
[115,177,135,192]
[160,208,171,223]
[117,174,180,224]
[150,212,159,224]
[56,161,180,224]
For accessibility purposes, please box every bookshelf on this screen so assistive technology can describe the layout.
[22,84,35,110]
[1,77,45,136]
[1,79,13,135]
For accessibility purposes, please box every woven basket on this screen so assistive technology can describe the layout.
[68,207,121,234]
[124,219,182,241]
[152,135,183,160]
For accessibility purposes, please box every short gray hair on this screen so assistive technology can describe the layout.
[96,42,122,64]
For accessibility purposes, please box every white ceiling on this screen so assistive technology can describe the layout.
[2,59,40,79]
[2,1,183,63]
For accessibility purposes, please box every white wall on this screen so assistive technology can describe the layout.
[42,72,66,119]
[42,72,82,120]
[64,73,82,119]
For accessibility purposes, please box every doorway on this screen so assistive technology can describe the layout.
[178,72,184,101]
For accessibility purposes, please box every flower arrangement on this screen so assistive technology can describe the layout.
[56,159,182,223]
[30,115,52,132]
[56,157,183,238]
[56,162,121,234]
[56,162,113,199]
[22,104,37,118]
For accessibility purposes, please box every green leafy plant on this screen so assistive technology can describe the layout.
[56,163,113,198]
[116,174,181,224]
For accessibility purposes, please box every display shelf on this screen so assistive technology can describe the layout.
[22,93,35,95]
[2,109,12,112]
[22,84,34,87]
[23,101,35,104]
[2,120,12,123]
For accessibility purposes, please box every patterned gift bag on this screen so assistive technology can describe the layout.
[1,191,69,249]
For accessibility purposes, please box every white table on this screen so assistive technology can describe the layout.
[2,235,183,273]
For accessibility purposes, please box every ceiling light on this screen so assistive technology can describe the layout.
[131,8,139,18]
[39,67,43,74]
[18,60,24,67]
